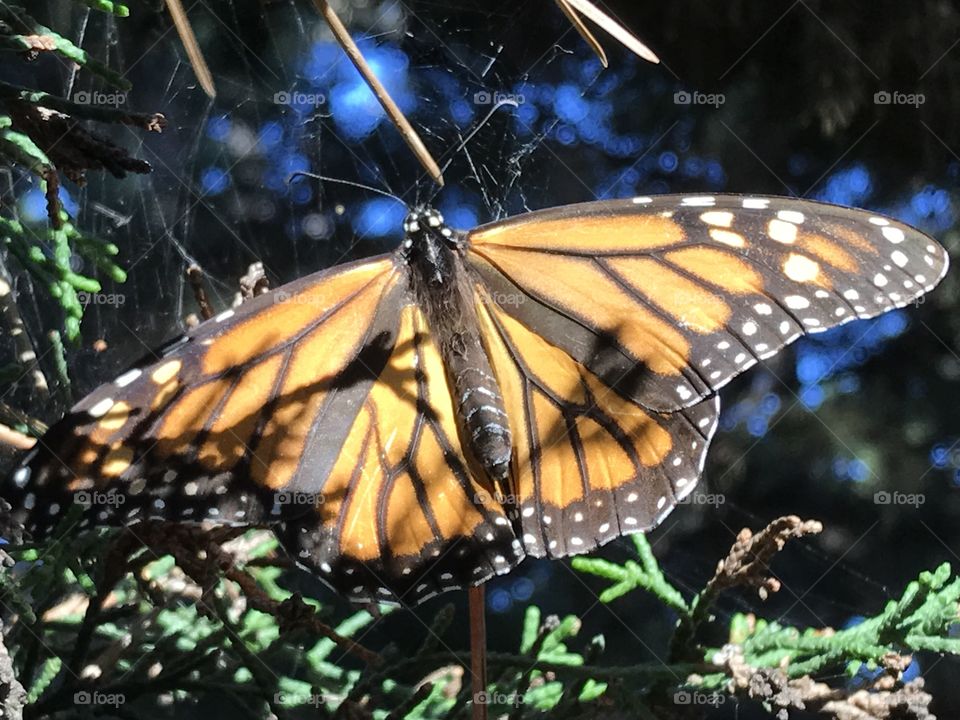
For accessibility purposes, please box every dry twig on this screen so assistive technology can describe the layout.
[556,0,660,65]
[312,0,444,187]
[164,0,217,98]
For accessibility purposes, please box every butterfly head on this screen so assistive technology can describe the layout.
[402,207,458,250]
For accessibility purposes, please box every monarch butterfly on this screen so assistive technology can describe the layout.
[2,194,949,605]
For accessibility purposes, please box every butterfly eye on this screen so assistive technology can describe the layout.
[3,194,948,606]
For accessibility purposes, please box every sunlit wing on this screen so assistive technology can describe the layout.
[280,303,521,604]
[6,256,519,604]
[475,290,719,556]
[467,194,950,412]
[7,257,401,534]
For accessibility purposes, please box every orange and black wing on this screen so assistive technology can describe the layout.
[5,256,519,604]
[475,289,719,557]
[467,194,949,413]
[277,302,521,604]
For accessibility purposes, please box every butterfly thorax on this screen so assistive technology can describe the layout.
[402,207,513,485]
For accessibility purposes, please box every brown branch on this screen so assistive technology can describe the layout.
[717,644,934,720]
[111,523,380,667]
[5,101,157,186]
[707,516,824,599]
[671,516,823,662]
[225,566,381,666]
[186,265,214,320]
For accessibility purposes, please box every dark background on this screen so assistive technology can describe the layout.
[3,1,960,716]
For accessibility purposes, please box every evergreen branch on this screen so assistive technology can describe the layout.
[573,516,957,719]
[72,0,131,17]
[572,534,689,609]
[0,82,165,131]
[0,6,131,89]
[720,562,960,679]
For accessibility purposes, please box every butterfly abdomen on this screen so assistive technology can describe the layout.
[404,209,513,484]
[446,334,512,482]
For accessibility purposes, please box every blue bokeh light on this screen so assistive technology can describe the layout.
[354,198,406,238]
[200,167,231,196]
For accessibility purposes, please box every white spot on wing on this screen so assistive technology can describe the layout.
[768,219,798,244]
[12,467,29,488]
[777,210,805,224]
[709,228,746,247]
[115,369,142,388]
[681,196,716,207]
[882,226,905,244]
[700,210,734,227]
[783,254,819,282]
[88,397,115,418]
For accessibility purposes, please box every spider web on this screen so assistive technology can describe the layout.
[3,0,959,712]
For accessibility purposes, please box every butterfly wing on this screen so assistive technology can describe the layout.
[467,194,949,412]
[280,302,521,604]
[475,288,719,556]
[5,255,519,604]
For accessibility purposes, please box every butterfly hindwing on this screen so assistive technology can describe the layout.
[467,194,949,412]
[475,290,720,558]
[281,303,521,605]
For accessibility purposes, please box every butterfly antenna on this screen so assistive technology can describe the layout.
[288,172,408,207]
[426,98,520,206]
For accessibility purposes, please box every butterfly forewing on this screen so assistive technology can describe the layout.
[7,256,403,537]
[467,194,949,412]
